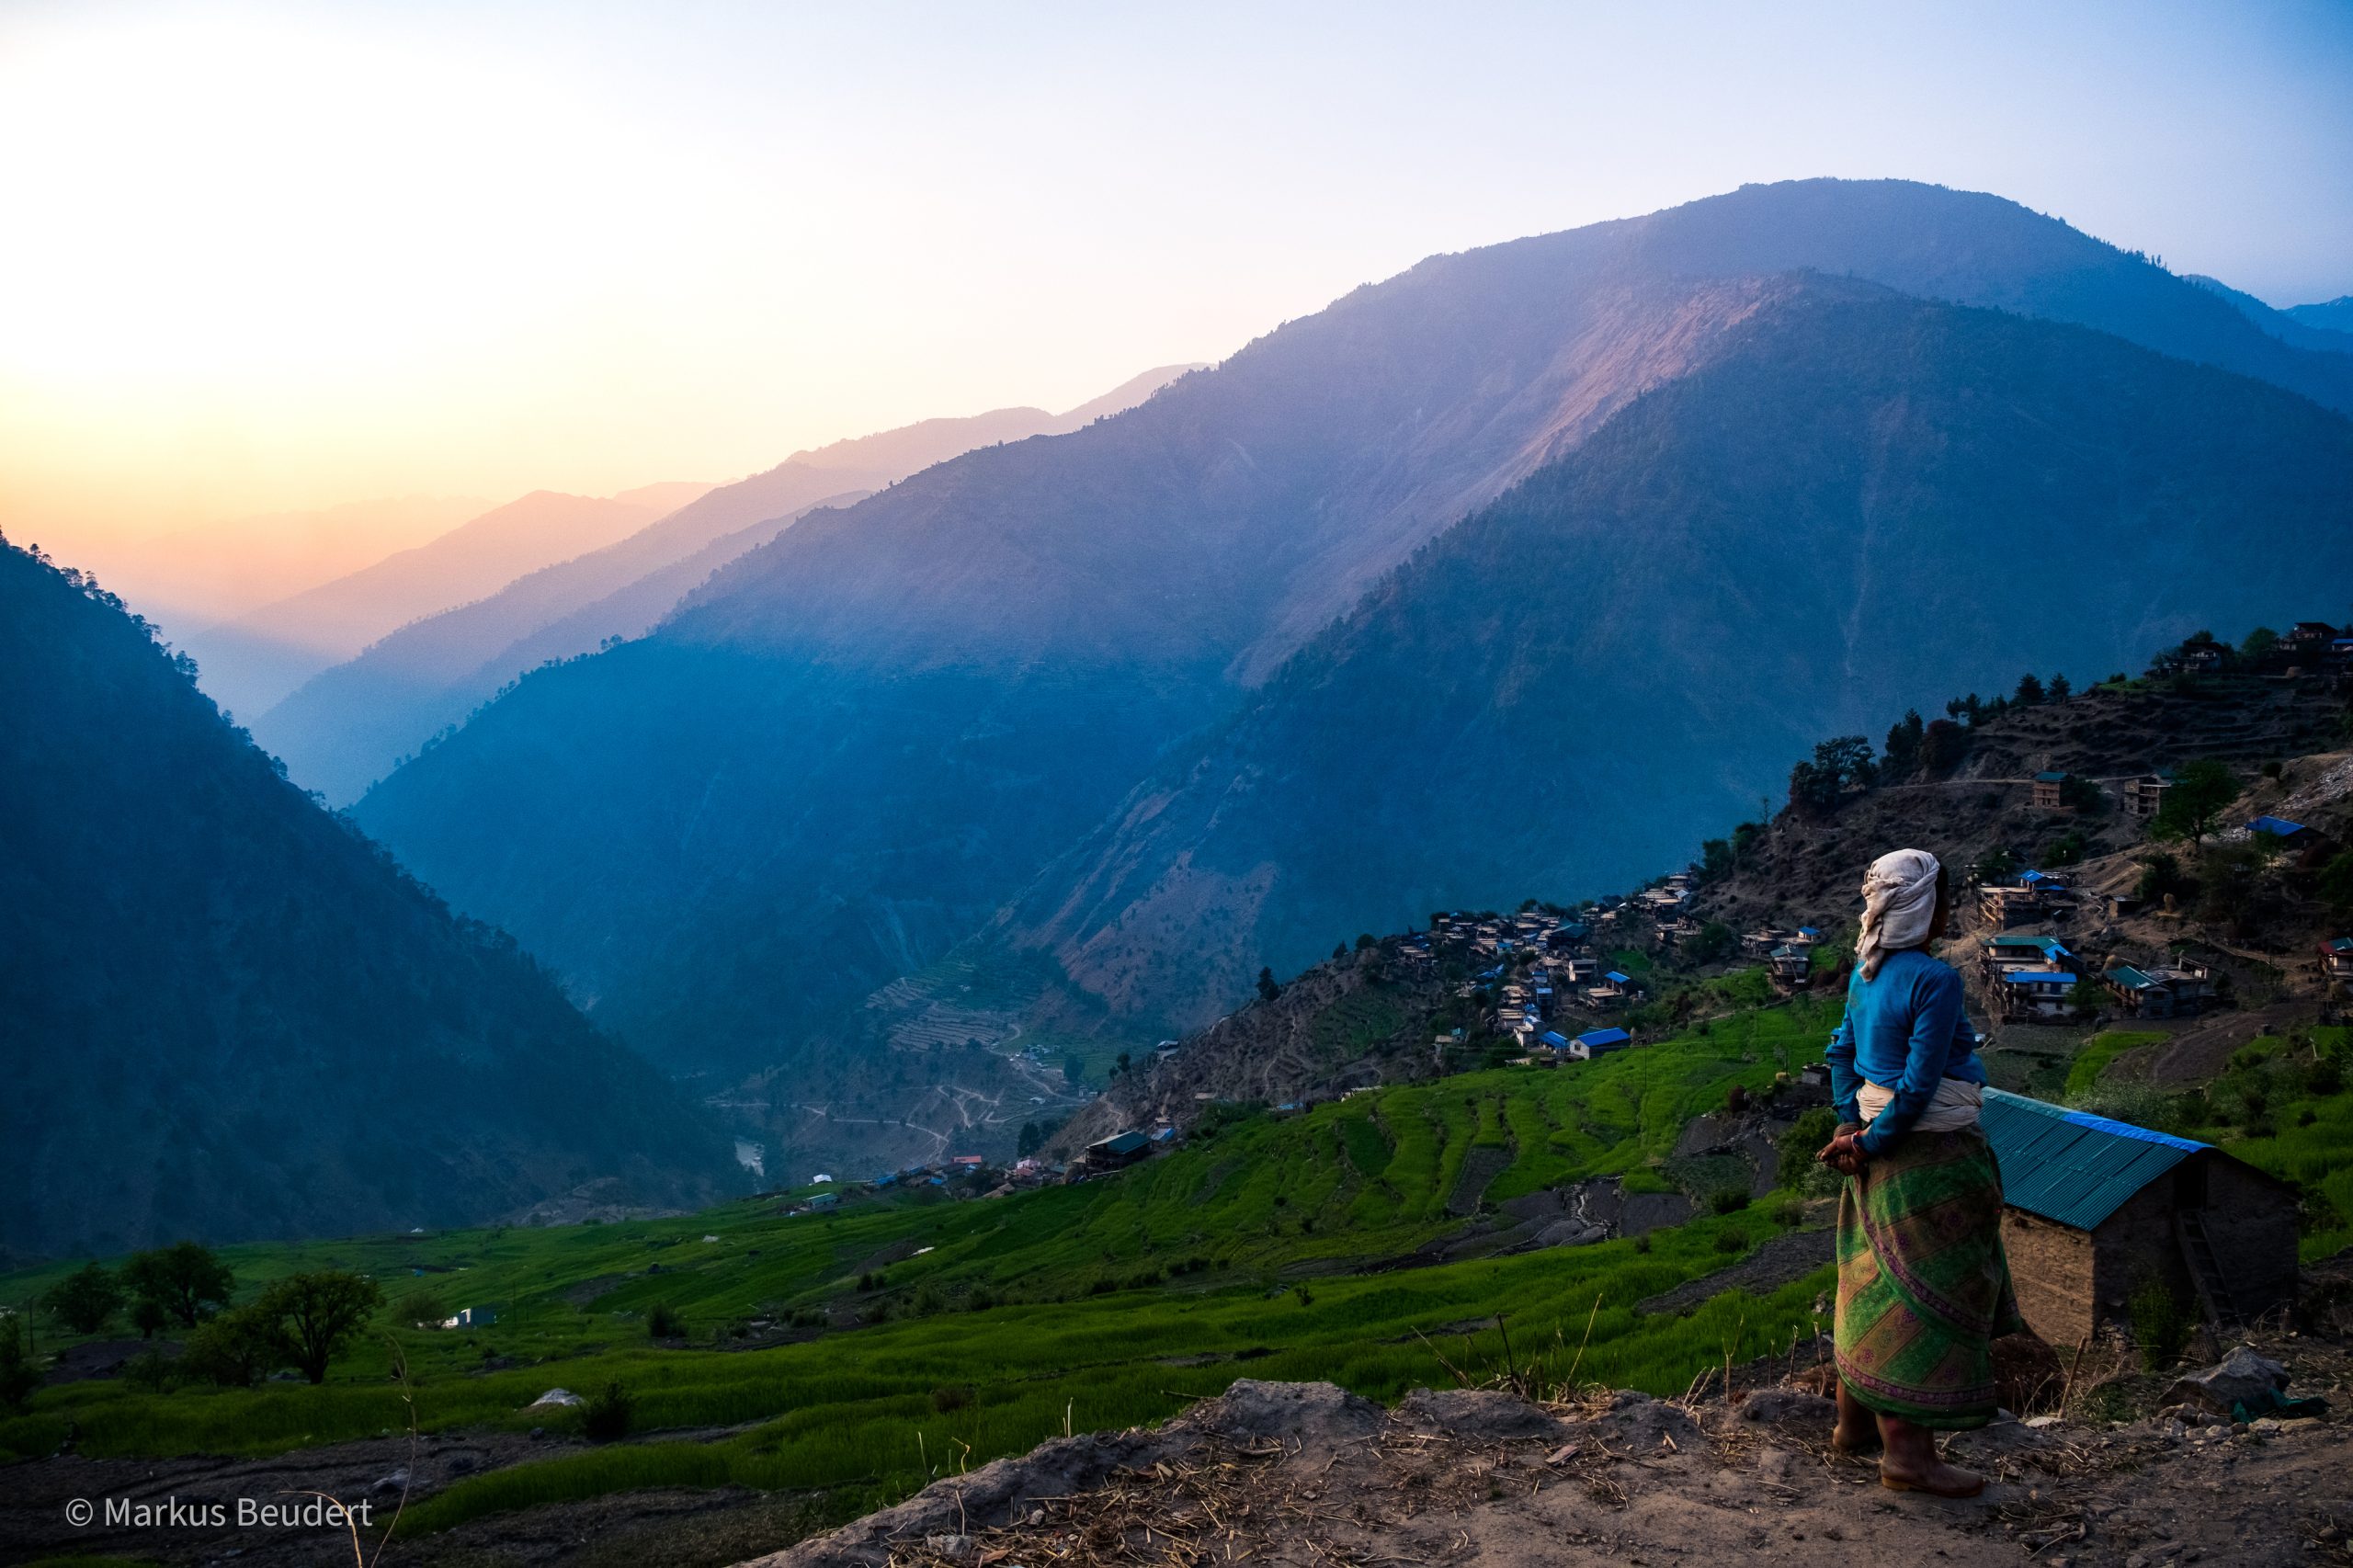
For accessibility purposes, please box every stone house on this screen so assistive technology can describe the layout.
[1984,1089,2299,1346]
[2103,960,2213,1018]
[2122,773,2173,819]
[2032,770,2068,810]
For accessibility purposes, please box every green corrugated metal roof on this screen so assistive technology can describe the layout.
[1981,1088,2206,1232]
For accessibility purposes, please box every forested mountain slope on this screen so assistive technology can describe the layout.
[356,178,2353,1084]
[0,538,733,1257]
[1006,282,2353,1030]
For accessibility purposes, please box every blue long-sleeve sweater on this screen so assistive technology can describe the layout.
[1823,947,1985,1154]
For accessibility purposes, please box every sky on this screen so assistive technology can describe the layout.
[4,0,2350,562]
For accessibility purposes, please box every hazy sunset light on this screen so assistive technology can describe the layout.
[5,0,2349,565]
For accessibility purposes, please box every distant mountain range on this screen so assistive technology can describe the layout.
[181,486,710,719]
[2290,296,2353,334]
[0,535,732,1257]
[74,494,494,632]
[253,365,1202,803]
[2186,275,2353,355]
[349,178,2353,1117]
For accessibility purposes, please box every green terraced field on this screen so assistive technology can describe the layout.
[40,992,2335,1539]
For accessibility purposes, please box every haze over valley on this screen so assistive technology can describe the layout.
[6,11,2353,1566]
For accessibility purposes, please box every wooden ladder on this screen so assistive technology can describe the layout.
[2177,1208,2240,1325]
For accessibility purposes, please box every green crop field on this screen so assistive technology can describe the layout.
[12,994,2346,1540]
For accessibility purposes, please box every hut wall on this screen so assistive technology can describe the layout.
[2200,1160,2302,1323]
[2000,1208,2097,1347]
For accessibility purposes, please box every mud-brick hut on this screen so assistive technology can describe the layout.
[1982,1089,2300,1346]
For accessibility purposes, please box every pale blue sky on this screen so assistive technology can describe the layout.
[5,0,2349,544]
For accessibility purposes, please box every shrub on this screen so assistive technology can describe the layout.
[2128,1279,2192,1369]
[1771,1198,1806,1228]
[582,1380,633,1442]
[1779,1108,1842,1195]
[646,1301,686,1339]
[120,1346,178,1393]
[393,1288,449,1328]
[931,1384,973,1413]
[0,1317,41,1413]
[1713,1230,1748,1254]
[1632,1234,1652,1254]
[1710,1187,1751,1215]
[43,1263,124,1335]
[180,1302,285,1388]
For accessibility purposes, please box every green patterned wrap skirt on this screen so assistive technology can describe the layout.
[1834,1124,2026,1428]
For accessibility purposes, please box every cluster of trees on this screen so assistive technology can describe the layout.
[24,1242,385,1397]
[1015,1116,1068,1157]
[1786,735,1879,811]
[41,1242,233,1338]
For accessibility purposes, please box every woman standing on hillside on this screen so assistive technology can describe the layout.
[1818,847,2023,1498]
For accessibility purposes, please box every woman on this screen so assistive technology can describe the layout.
[1818,847,2023,1498]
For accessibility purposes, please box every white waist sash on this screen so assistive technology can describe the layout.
[1858,1076,1982,1133]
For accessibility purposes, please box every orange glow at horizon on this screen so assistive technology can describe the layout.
[5,1,2347,582]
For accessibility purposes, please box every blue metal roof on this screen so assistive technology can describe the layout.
[2106,964,2157,989]
[2034,770,2067,782]
[1980,1088,2206,1231]
[2003,969,2074,983]
[1539,1031,1569,1049]
[1605,970,1631,984]
[1576,1028,1631,1051]
[2248,815,2307,837]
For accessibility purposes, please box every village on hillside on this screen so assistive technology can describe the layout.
[792,620,2353,1358]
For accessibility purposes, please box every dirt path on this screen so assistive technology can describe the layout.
[2109,1001,2312,1084]
[742,1376,2353,1568]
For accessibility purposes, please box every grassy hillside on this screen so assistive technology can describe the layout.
[0,999,1843,1524]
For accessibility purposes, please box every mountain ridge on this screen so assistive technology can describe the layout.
[0,534,734,1257]
[354,177,2353,1115]
[998,279,2353,1031]
[257,367,1202,802]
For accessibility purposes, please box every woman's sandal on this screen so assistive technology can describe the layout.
[1879,1470,1984,1498]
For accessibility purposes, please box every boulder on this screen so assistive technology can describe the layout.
[529,1387,585,1407]
[2161,1348,2288,1417]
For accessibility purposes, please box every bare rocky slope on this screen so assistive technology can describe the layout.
[740,1358,2353,1568]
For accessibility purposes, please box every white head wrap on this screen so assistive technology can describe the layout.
[1856,848,1942,981]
